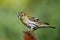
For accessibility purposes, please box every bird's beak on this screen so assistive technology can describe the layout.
[18,12,22,19]
[18,11,24,19]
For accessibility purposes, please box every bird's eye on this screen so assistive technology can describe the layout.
[21,15,23,16]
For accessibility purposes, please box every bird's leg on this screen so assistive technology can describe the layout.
[29,27,34,32]
[26,28,30,31]
[26,27,33,32]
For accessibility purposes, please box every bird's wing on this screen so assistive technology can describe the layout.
[28,16,49,25]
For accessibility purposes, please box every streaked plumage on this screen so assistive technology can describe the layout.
[18,11,55,31]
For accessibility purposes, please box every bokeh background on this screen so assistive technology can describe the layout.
[0,0,60,40]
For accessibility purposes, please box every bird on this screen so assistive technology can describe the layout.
[18,11,55,32]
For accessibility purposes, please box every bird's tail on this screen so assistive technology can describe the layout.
[32,25,55,32]
[39,25,56,29]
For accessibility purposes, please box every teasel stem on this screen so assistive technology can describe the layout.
[23,31,37,40]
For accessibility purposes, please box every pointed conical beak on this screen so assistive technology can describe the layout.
[18,12,23,19]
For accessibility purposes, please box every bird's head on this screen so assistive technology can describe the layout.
[18,11,26,19]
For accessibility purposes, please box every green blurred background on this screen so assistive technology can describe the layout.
[0,0,60,40]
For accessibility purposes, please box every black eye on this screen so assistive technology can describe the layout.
[21,15,23,16]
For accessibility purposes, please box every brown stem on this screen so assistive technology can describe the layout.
[23,31,37,40]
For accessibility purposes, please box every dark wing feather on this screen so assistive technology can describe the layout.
[28,16,49,25]
[44,22,49,25]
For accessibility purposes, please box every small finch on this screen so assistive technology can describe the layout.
[18,11,55,31]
